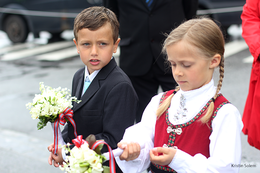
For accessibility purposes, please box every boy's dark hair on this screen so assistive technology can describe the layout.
[73,6,119,43]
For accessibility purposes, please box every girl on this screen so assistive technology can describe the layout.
[115,18,243,173]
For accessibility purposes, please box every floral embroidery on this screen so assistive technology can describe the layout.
[210,101,230,130]
[152,163,177,173]
[173,94,188,123]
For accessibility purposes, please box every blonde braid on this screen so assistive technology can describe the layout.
[200,57,224,123]
[156,87,180,118]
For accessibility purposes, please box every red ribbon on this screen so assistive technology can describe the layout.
[53,107,78,154]
[91,141,116,173]
[72,135,86,148]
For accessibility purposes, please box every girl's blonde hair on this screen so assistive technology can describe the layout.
[157,17,225,124]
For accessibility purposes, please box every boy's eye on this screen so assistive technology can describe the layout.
[100,43,107,46]
[83,43,90,46]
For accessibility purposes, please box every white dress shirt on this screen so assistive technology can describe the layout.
[115,79,243,173]
[81,66,100,96]
[84,66,101,82]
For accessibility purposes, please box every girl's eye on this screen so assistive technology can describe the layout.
[183,64,191,68]
[171,63,176,67]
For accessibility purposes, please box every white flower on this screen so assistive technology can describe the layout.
[61,142,105,173]
[92,161,103,172]
[71,147,84,160]
[26,82,81,130]
[83,149,97,164]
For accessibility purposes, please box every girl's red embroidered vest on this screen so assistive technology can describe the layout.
[150,90,229,173]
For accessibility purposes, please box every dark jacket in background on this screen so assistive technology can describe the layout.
[103,0,198,76]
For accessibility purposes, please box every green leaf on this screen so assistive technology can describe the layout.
[95,142,104,155]
[36,114,58,130]
[79,161,90,168]
[103,166,110,173]
[37,122,45,130]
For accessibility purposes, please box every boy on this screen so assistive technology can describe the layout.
[48,6,138,173]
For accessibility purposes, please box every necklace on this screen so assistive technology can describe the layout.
[173,94,188,123]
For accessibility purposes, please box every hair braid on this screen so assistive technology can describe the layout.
[200,57,224,123]
[216,57,224,98]
[156,87,180,118]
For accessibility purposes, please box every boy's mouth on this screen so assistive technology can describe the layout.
[90,59,100,65]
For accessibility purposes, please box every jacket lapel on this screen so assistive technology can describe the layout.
[75,72,84,101]
[72,58,117,112]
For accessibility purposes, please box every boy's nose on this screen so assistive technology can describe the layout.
[91,45,98,55]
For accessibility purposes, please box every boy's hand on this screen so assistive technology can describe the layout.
[118,142,141,161]
[150,147,176,166]
[48,143,64,167]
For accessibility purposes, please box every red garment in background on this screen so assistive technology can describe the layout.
[241,0,260,150]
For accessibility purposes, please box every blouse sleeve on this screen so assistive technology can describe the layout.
[168,104,243,173]
[115,93,163,173]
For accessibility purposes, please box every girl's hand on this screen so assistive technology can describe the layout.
[118,142,141,161]
[150,147,177,166]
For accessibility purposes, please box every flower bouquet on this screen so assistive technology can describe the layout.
[26,82,81,154]
[61,135,116,173]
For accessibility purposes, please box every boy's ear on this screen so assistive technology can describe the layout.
[73,38,77,46]
[73,38,79,53]
[113,38,121,53]
[210,54,221,69]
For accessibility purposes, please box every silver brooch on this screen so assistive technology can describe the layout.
[173,94,188,123]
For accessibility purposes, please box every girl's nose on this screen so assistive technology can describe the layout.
[174,66,182,76]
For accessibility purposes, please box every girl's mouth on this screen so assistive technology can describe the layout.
[178,81,186,84]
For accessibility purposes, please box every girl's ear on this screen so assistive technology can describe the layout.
[210,54,221,69]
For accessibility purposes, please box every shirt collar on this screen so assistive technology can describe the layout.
[84,66,100,82]
[179,79,216,101]
[84,57,114,81]
[170,79,217,125]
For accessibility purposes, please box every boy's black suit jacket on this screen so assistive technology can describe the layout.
[103,0,198,76]
[62,58,138,151]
